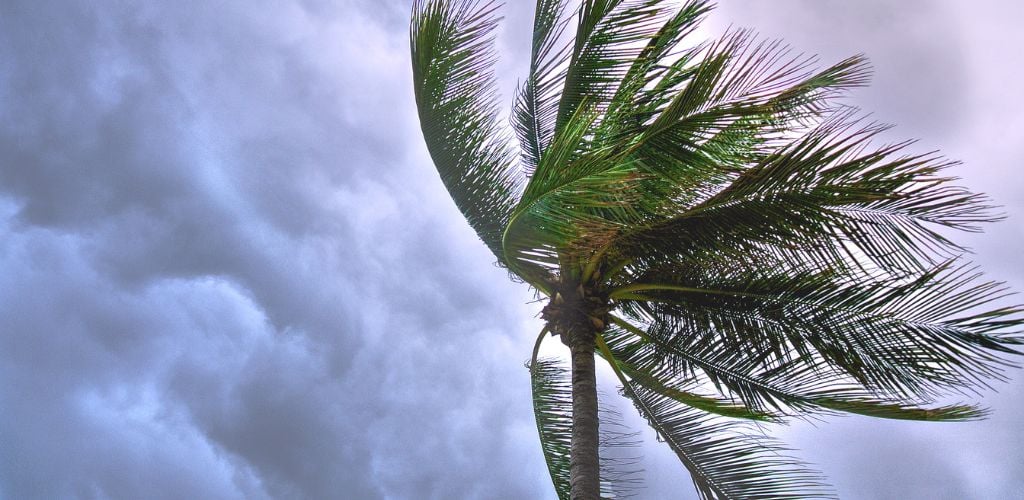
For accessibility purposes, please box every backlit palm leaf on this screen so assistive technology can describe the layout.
[411,0,521,262]
[411,0,1023,497]
[530,347,642,498]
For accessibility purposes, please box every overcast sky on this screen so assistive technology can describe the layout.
[0,1,1020,499]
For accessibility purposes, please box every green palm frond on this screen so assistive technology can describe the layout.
[503,101,612,286]
[605,111,1000,280]
[504,28,878,286]
[597,333,781,422]
[625,385,835,499]
[514,0,572,172]
[519,1,710,203]
[556,0,682,131]
[529,356,573,499]
[611,260,1021,400]
[412,0,1023,497]
[606,309,999,423]
[530,336,642,499]
[600,1,713,138]
[638,32,859,142]
[597,342,836,500]
[411,0,522,262]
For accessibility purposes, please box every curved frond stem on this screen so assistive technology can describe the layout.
[607,315,991,422]
[598,332,777,422]
[610,269,1022,399]
[611,282,748,299]
[533,325,553,365]
[609,314,813,412]
[596,331,630,385]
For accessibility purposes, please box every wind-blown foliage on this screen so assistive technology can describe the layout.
[410,0,1023,498]
[530,353,643,499]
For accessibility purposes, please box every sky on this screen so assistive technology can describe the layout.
[0,1,1020,499]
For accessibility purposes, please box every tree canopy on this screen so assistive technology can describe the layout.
[410,1,1023,497]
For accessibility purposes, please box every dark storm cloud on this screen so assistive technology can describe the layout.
[0,1,550,498]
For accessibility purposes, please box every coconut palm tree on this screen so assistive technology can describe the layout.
[410,1,1023,498]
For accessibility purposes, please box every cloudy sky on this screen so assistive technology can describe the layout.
[1,1,1020,499]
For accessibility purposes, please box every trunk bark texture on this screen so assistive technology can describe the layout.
[568,328,600,500]
[541,280,609,500]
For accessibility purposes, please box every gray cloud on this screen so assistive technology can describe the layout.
[0,1,1020,499]
[714,1,969,140]
[0,1,548,498]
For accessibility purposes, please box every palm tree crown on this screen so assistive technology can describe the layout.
[410,1,1023,498]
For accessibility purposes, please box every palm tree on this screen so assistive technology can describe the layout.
[410,1,1023,498]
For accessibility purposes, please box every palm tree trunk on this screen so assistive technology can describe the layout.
[568,328,600,500]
